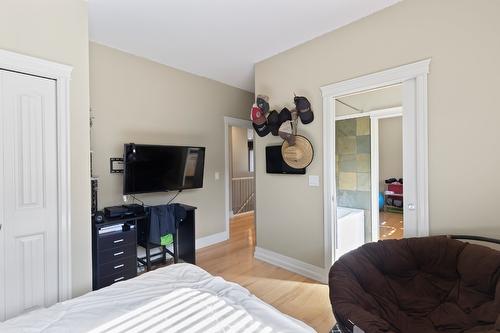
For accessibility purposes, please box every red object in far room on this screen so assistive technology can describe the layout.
[385,182,404,212]
[387,183,403,194]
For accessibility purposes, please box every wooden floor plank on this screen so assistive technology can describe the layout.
[197,212,335,333]
[380,211,404,240]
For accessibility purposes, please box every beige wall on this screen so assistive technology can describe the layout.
[89,43,253,238]
[255,0,500,268]
[379,117,403,189]
[0,0,91,296]
[231,127,252,178]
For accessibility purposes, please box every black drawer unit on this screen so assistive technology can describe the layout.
[99,255,136,277]
[99,267,137,287]
[98,229,137,251]
[92,213,146,290]
[98,244,136,265]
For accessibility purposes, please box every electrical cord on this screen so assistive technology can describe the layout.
[167,190,182,205]
[129,190,181,207]
[130,194,145,206]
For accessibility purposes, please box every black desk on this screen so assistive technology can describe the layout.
[92,204,197,290]
[136,204,197,270]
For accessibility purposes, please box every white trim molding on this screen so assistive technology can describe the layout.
[196,231,229,250]
[223,116,253,242]
[370,116,381,242]
[254,247,327,284]
[320,59,431,98]
[415,74,430,237]
[320,59,431,270]
[0,49,73,79]
[0,48,73,301]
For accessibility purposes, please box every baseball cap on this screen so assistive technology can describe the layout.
[278,107,292,126]
[256,95,270,114]
[294,96,314,124]
[253,122,270,137]
[267,110,280,136]
[250,104,266,125]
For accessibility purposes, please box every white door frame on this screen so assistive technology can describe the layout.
[0,49,73,301]
[335,106,403,242]
[370,108,403,242]
[224,116,253,238]
[321,59,431,269]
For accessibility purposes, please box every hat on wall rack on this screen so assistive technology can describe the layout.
[250,104,271,137]
[281,135,314,169]
[250,104,266,125]
[252,122,270,137]
[267,110,280,136]
[278,107,292,125]
[294,95,314,124]
[278,120,295,145]
[256,95,270,114]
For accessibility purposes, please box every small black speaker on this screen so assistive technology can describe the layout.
[94,211,104,224]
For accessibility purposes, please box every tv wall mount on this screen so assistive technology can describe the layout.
[110,157,124,173]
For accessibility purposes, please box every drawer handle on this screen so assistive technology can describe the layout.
[113,251,124,256]
[114,264,124,269]
[114,276,124,282]
[113,239,124,244]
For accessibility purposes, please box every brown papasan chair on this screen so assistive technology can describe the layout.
[329,235,500,333]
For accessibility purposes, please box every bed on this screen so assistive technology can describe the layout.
[1,263,315,333]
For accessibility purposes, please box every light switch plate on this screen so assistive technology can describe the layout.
[309,175,320,187]
[215,172,220,180]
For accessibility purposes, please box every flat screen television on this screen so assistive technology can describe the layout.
[123,144,205,194]
[266,145,306,174]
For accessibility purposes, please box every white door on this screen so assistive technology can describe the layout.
[0,70,59,321]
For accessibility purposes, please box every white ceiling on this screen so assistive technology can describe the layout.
[88,0,401,92]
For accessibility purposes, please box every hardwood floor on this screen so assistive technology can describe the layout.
[197,212,335,333]
[379,211,404,240]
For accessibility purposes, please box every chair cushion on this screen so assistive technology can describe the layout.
[329,236,500,333]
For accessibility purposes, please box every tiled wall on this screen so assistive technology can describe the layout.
[335,117,372,241]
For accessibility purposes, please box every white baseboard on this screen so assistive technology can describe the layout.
[195,231,228,249]
[254,246,328,284]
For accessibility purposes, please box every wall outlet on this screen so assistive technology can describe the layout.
[309,175,320,187]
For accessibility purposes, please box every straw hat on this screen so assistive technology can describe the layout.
[281,135,314,169]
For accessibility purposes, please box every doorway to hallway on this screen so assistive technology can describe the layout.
[321,59,431,266]
[224,117,255,245]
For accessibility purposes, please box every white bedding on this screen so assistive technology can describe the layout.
[0,263,315,333]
